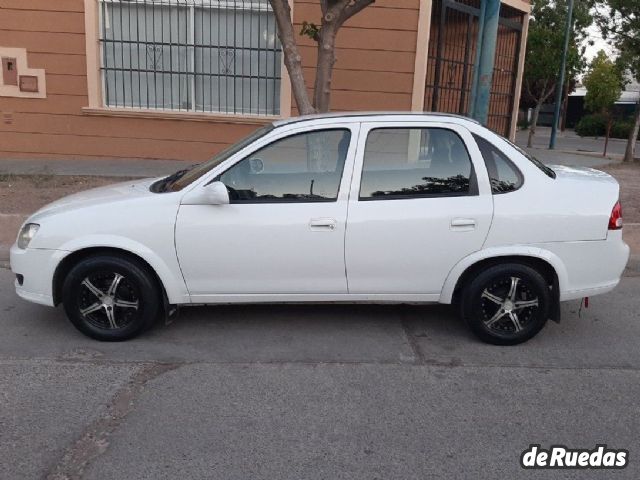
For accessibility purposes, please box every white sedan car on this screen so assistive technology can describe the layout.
[11,113,629,344]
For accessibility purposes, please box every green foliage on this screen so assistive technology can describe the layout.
[582,51,624,115]
[575,113,607,136]
[299,21,320,41]
[610,120,634,139]
[610,119,640,140]
[597,0,640,82]
[596,0,640,161]
[575,114,640,139]
[521,0,594,107]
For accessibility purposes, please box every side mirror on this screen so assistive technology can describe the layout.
[181,181,230,205]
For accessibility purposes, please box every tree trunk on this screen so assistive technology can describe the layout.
[269,0,315,115]
[527,101,541,148]
[269,0,374,115]
[624,101,640,163]
[604,117,612,157]
[313,24,338,113]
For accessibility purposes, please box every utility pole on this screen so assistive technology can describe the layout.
[469,0,500,125]
[549,0,574,149]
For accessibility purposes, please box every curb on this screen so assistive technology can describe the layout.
[625,255,640,277]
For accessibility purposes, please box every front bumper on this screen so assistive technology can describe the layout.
[10,244,70,307]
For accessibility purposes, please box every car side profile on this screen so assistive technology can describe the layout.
[10,113,629,344]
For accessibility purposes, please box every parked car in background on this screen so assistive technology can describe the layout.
[11,113,629,344]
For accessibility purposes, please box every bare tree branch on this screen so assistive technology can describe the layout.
[319,0,330,17]
[340,0,375,25]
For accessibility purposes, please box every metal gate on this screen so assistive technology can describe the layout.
[424,0,524,136]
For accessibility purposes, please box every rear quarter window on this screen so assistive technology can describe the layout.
[473,134,523,194]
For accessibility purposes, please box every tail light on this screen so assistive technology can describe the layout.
[608,201,623,230]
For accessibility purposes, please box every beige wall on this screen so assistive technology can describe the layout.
[293,0,421,114]
[0,0,526,162]
[0,0,271,162]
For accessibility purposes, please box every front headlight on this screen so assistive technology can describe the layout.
[17,223,40,249]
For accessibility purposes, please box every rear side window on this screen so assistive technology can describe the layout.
[359,128,476,200]
[473,134,523,194]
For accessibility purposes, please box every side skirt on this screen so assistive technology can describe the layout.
[186,293,442,305]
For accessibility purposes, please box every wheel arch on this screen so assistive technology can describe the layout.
[440,247,568,306]
[52,244,187,306]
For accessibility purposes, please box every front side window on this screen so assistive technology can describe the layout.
[359,128,475,200]
[100,0,281,115]
[218,129,352,202]
[473,134,523,194]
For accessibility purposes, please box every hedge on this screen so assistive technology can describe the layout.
[575,113,640,139]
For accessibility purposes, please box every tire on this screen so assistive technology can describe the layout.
[62,254,162,341]
[460,263,551,345]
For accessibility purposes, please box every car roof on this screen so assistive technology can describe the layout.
[272,111,481,128]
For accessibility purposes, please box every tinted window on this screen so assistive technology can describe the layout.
[359,128,475,200]
[218,129,351,203]
[473,134,523,194]
[165,125,274,192]
[502,136,556,179]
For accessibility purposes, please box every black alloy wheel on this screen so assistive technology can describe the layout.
[461,263,551,345]
[62,254,161,341]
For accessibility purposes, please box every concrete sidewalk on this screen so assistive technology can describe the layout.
[0,157,188,178]
[0,125,630,178]
[0,149,620,180]
[515,126,629,162]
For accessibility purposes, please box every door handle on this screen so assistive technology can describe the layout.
[310,218,337,231]
[450,218,476,230]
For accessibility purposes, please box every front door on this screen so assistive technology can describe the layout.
[345,122,493,295]
[175,126,357,299]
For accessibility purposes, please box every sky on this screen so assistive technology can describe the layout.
[583,23,616,62]
[581,23,638,91]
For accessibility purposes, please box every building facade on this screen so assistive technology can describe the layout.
[0,0,530,163]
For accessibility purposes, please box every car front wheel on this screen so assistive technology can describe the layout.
[62,254,162,341]
[461,263,551,345]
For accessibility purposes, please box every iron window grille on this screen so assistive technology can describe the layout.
[99,0,282,115]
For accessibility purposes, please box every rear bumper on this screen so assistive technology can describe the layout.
[537,230,629,301]
[10,245,69,307]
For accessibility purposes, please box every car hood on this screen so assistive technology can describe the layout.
[29,178,160,222]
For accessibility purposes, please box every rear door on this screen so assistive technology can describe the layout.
[345,122,493,295]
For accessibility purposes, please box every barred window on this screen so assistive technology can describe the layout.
[99,0,282,115]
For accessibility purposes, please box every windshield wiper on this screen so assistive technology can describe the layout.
[152,169,188,193]
[151,167,193,193]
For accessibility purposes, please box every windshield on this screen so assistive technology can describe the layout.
[151,124,275,193]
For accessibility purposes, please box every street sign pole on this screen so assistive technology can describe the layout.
[470,0,500,125]
[549,0,574,150]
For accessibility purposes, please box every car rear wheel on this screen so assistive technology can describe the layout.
[461,263,551,345]
[62,255,161,341]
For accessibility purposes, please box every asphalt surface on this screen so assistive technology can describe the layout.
[515,126,629,158]
[1,266,639,479]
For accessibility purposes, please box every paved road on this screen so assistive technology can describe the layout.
[1,266,639,479]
